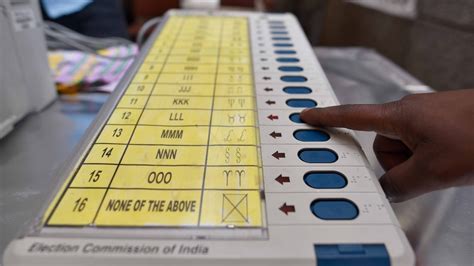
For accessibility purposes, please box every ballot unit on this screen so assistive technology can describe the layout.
[4,10,414,266]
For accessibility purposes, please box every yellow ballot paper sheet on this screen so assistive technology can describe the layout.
[43,16,265,229]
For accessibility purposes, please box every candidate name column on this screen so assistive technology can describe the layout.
[200,17,264,227]
[92,16,211,227]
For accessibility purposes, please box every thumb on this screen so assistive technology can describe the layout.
[379,155,426,202]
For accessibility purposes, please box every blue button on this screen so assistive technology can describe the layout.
[289,113,304,123]
[281,75,307,82]
[310,199,358,220]
[276,57,299,63]
[315,244,390,266]
[298,148,338,163]
[275,50,296,54]
[278,66,303,72]
[304,171,347,189]
[286,99,317,108]
[338,245,366,254]
[272,37,291,41]
[271,31,288,35]
[293,129,329,141]
[273,43,293,47]
[283,86,312,94]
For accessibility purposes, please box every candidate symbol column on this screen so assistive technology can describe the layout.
[200,17,264,227]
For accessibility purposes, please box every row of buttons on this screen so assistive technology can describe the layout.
[268,20,358,220]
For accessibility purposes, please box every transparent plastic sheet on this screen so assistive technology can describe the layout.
[314,47,472,266]
[314,47,426,104]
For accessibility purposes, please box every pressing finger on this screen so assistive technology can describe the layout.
[300,102,404,136]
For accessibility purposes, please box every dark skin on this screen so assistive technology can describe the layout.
[300,89,474,202]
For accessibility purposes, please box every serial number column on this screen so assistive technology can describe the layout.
[200,18,264,227]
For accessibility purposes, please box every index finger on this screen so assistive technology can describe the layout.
[299,102,403,135]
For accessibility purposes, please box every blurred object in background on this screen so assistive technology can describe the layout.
[0,0,56,139]
[41,1,137,94]
[265,0,474,91]
[41,0,92,19]
[180,0,255,10]
[41,0,129,38]
[126,0,179,40]
[222,0,255,9]
[349,0,417,19]
[181,0,220,9]
[48,45,137,94]
[44,20,134,52]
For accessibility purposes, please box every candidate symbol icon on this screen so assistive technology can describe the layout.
[221,193,249,223]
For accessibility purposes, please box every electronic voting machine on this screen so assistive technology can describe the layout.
[4,10,414,266]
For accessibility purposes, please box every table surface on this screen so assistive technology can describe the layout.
[1,48,472,266]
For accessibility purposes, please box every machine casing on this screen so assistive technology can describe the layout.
[4,10,414,266]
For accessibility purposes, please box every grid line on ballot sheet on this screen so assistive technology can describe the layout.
[43,16,265,228]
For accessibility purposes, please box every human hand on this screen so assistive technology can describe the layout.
[300,89,474,202]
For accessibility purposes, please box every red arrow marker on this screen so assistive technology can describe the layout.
[272,151,286,160]
[275,174,290,185]
[266,100,276,105]
[279,203,295,215]
[269,131,282,139]
[267,114,279,121]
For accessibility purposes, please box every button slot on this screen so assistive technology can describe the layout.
[272,37,291,41]
[304,171,347,189]
[286,99,316,108]
[293,129,328,141]
[281,75,307,82]
[268,20,284,24]
[310,199,358,220]
[276,57,299,63]
[278,66,303,72]
[283,86,312,94]
[273,43,293,47]
[289,113,304,123]
[275,50,296,55]
[270,25,286,30]
[298,148,338,163]
[271,31,288,35]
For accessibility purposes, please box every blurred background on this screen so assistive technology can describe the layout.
[39,0,474,90]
